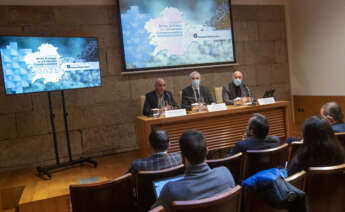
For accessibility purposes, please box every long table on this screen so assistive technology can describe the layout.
[136,101,292,157]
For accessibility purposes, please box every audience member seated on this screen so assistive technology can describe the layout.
[222,71,253,105]
[288,116,345,175]
[320,102,345,132]
[228,113,280,156]
[128,130,182,175]
[181,71,214,110]
[143,78,179,116]
[152,130,235,211]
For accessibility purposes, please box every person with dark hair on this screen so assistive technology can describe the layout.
[128,130,182,175]
[228,113,280,156]
[152,130,235,211]
[320,102,345,132]
[288,116,345,175]
[143,78,179,116]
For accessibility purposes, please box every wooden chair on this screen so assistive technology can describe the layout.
[242,170,307,212]
[335,132,345,151]
[214,87,223,104]
[171,185,242,212]
[206,152,243,184]
[138,95,146,115]
[149,205,165,212]
[243,143,289,179]
[69,173,136,212]
[136,165,185,211]
[288,141,303,161]
[306,163,345,212]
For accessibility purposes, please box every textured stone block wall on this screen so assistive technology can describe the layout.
[0,4,290,171]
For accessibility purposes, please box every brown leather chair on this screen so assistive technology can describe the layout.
[206,152,243,184]
[149,205,165,212]
[306,163,345,212]
[243,143,289,179]
[288,141,303,161]
[335,132,345,151]
[136,165,185,211]
[170,185,242,212]
[69,173,136,212]
[242,170,307,212]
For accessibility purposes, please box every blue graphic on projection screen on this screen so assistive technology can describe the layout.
[121,6,155,69]
[0,36,101,95]
[119,0,235,71]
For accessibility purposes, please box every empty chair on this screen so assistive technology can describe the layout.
[170,185,241,212]
[136,165,185,211]
[335,132,345,151]
[288,141,303,161]
[69,173,136,212]
[242,170,307,212]
[306,164,345,212]
[243,143,289,179]
[214,87,223,104]
[138,95,146,115]
[206,152,243,184]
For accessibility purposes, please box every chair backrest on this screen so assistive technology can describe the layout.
[335,132,345,151]
[69,173,136,212]
[243,143,289,179]
[206,152,243,184]
[214,87,223,104]
[242,170,306,212]
[136,165,185,211]
[288,141,303,161]
[306,163,345,212]
[138,95,146,115]
[149,205,165,212]
[171,185,242,212]
[285,170,307,190]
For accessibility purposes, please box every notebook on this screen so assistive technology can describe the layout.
[152,175,184,199]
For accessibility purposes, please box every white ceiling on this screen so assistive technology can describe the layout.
[0,0,287,6]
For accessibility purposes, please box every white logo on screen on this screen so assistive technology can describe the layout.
[24,43,64,84]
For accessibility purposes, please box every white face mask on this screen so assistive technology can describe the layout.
[233,79,242,86]
[192,79,200,88]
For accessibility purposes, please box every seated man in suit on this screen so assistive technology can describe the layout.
[181,71,213,110]
[128,129,182,175]
[143,78,179,116]
[222,71,253,105]
[228,113,280,156]
[320,102,345,132]
[152,130,235,211]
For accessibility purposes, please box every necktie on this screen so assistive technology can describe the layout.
[195,89,200,102]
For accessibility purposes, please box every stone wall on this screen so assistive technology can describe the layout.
[0,5,290,171]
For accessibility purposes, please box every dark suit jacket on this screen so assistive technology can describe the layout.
[181,85,213,110]
[222,82,252,105]
[143,90,179,116]
[228,136,280,156]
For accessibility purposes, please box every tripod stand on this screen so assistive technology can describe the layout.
[37,91,97,180]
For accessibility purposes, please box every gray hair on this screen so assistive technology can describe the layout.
[189,71,200,79]
[322,102,344,123]
[232,71,243,77]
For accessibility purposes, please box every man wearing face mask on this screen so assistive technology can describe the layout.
[228,113,280,156]
[181,71,213,110]
[222,71,253,105]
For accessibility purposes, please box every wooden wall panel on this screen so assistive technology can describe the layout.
[137,101,291,156]
[294,96,345,127]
